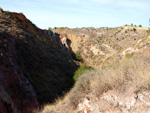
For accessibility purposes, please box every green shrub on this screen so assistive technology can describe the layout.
[73,66,94,81]
[125,31,127,33]
[54,27,57,29]
[147,28,150,35]
[48,27,52,30]
[139,25,142,27]
[125,53,130,58]
[133,28,136,32]
[72,51,83,62]
[0,7,3,11]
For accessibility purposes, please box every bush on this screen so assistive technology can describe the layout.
[54,27,57,29]
[0,7,3,11]
[73,66,94,81]
[125,31,127,33]
[72,51,83,62]
[48,27,52,30]
[139,25,142,27]
[147,28,150,35]
[125,53,130,58]
[133,28,136,32]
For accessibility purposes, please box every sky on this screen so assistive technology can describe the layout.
[0,0,150,29]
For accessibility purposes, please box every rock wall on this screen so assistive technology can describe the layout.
[0,33,39,113]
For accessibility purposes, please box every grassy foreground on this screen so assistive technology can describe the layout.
[37,53,150,113]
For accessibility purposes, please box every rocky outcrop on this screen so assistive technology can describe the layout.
[77,89,150,113]
[0,33,39,113]
[0,9,78,111]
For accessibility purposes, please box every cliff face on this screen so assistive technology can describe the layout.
[0,10,78,112]
[0,32,39,113]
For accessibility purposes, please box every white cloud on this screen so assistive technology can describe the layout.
[88,0,150,9]
[118,0,150,9]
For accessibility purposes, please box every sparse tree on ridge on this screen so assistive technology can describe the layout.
[48,27,52,30]
[133,28,136,32]
[139,25,142,27]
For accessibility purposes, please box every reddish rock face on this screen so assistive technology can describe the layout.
[40,30,73,54]
[0,33,39,113]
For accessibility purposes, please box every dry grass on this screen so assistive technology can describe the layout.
[37,95,76,113]
[39,53,150,113]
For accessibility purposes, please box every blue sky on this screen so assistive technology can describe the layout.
[0,0,150,29]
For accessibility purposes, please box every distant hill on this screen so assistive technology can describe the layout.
[54,26,148,68]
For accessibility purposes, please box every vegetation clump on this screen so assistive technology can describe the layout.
[72,51,83,62]
[48,27,52,30]
[139,25,142,27]
[147,28,150,35]
[73,65,94,81]
[133,28,136,32]
[0,7,3,13]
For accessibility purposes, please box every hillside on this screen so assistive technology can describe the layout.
[40,27,150,112]
[1,8,150,113]
[41,26,150,112]
[0,9,79,113]
[54,26,148,68]
[41,53,150,113]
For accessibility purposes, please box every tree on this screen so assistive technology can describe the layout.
[48,27,52,30]
[133,28,136,32]
[54,27,57,29]
[0,7,3,12]
[0,7,3,10]
[139,25,142,27]
[131,23,133,26]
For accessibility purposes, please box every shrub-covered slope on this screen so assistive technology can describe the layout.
[40,22,150,113]
[0,9,78,113]
[54,26,148,68]
[40,53,150,113]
